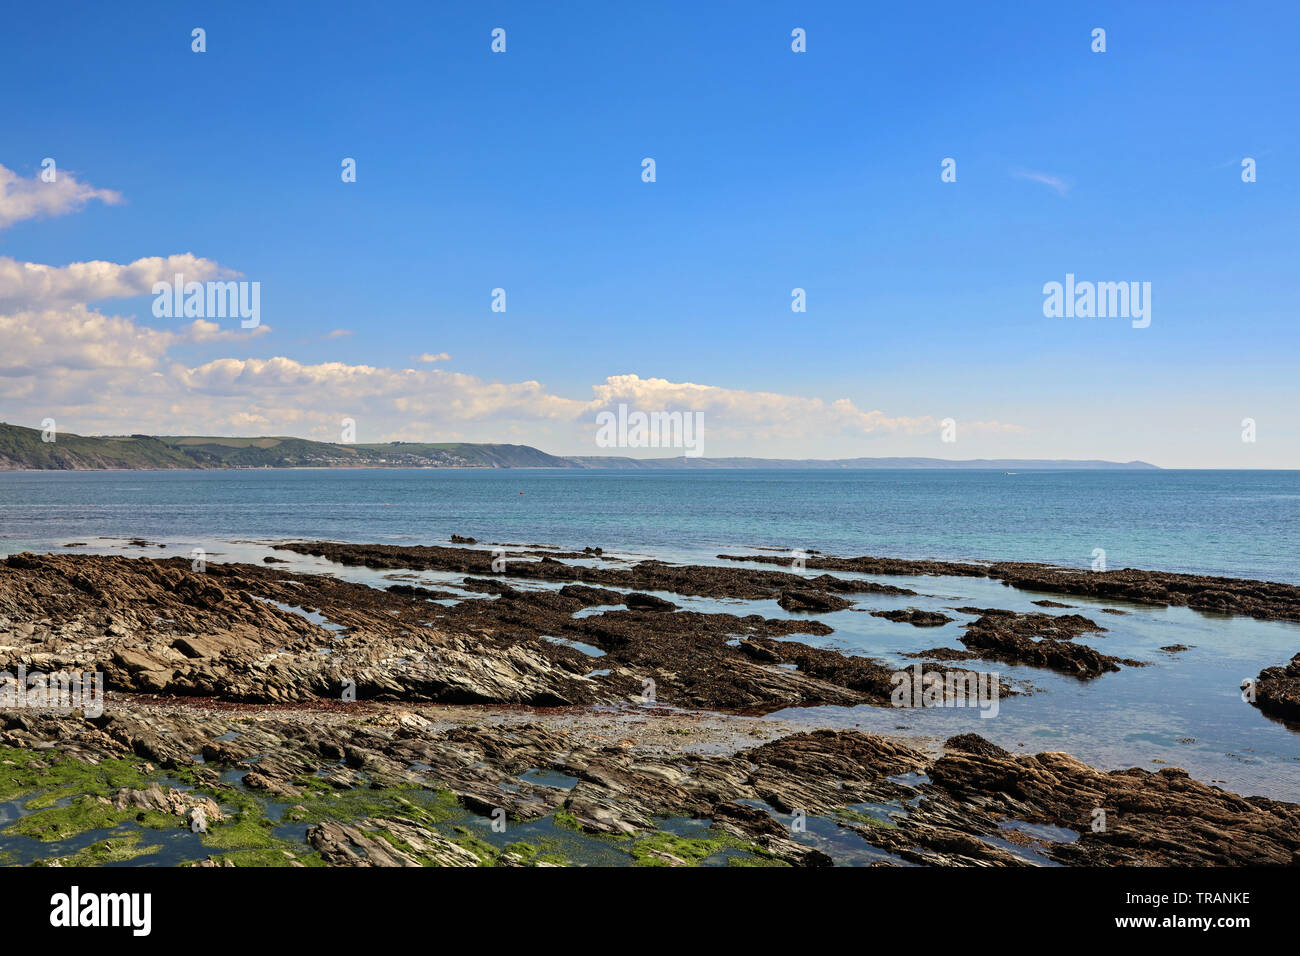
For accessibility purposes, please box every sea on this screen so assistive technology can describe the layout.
[1,467,1298,800]
[0,468,1296,581]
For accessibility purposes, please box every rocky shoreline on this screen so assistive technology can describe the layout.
[1,542,1298,866]
[718,552,1300,623]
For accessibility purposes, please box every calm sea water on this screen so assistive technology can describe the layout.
[0,468,1296,581]
[2,468,1299,800]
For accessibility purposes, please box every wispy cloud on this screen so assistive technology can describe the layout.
[1012,168,1070,197]
[413,352,451,363]
[0,163,122,230]
[325,328,352,338]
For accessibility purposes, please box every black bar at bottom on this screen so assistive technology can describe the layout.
[4,864,1278,943]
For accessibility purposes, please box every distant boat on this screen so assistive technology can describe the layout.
[1004,471,1016,475]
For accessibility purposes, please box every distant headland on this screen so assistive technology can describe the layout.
[0,422,1159,471]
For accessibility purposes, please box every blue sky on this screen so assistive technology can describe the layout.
[1,0,1297,466]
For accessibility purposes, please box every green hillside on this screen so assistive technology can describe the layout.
[351,442,576,468]
[0,423,202,470]
[0,422,575,470]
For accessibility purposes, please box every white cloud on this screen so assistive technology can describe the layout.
[1,307,1020,446]
[185,319,272,344]
[0,305,268,376]
[0,164,123,230]
[413,352,451,363]
[579,375,1024,442]
[0,253,228,311]
[584,374,934,437]
[0,304,173,374]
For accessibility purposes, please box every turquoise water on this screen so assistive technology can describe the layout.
[0,468,1296,582]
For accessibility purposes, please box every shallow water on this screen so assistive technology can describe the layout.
[724,563,1300,801]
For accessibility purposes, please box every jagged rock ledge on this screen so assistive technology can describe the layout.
[0,551,993,712]
[2,705,1296,867]
[718,552,1300,623]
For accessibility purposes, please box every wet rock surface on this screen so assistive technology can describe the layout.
[1251,653,1300,723]
[990,565,1300,623]
[277,541,901,601]
[777,589,852,613]
[957,611,1140,679]
[720,552,1300,623]
[927,737,1300,866]
[870,608,954,627]
[3,706,1296,867]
